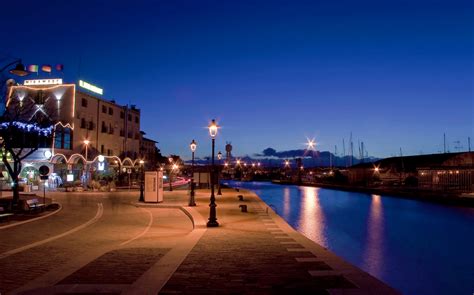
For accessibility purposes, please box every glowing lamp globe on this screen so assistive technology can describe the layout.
[190,139,197,152]
[208,119,218,138]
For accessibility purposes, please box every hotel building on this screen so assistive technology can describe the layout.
[3,78,155,185]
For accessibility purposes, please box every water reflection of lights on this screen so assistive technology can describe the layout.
[363,194,385,276]
[283,187,290,218]
[298,186,327,247]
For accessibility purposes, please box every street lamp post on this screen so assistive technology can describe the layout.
[1,59,29,77]
[168,157,173,191]
[217,151,222,195]
[84,139,90,161]
[189,140,197,206]
[83,139,90,187]
[207,119,219,227]
[139,159,145,202]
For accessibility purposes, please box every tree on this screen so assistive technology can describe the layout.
[1,86,57,208]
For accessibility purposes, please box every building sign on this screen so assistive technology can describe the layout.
[24,79,63,86]
[79,80,103,95]
[67,174,74,182]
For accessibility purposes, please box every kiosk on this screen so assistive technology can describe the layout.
[144,171,163,203]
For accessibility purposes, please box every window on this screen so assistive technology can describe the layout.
[108,107,113,115]
[107,149,112,156]
[101,121,107,133]
[108,124,114,134]
[101,145,105,154]
[63,128,71,149]
[135,116,139,123]
[81,98,88,107]
[135,133,140,140]
[102,105,107,113]
[120,129,124,137]
[80,118,86,129]
[54,133,62,149]
[54,126,73,150]
[128,131,133,138]
[88,121,94,130]
[120,111,124,119]
[128,114,132,121]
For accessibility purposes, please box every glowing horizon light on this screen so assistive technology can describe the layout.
[24,79,63,86]
[306,138,316,150]
[79,80,103,95]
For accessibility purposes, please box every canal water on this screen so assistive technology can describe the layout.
[225,181,474,295]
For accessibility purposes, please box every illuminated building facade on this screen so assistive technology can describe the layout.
[3,79,147,185]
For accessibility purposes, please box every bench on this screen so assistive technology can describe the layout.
[239,204,247,212]
[26,198,45,213]
[238,195,244,201]
[0,207,13,222]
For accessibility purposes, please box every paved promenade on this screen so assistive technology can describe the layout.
[0,188,399,294]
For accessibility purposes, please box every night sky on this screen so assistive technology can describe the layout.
[2,0,472,160]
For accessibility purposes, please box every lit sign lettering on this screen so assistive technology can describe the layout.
[79,80,103,95]
[24,79,63,86]
[67,174,74,182]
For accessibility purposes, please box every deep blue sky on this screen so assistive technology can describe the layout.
[2,0,473,159]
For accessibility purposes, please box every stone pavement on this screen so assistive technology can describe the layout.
[0,189,400,294]
[155,188,400,295]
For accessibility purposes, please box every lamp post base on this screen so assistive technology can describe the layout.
[189,194,196,206]
[189,182,196,206]
[207,203,219,227]
[207,220,219,227]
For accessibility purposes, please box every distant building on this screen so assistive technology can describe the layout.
[347,152,474,193]
[140,132,158,170]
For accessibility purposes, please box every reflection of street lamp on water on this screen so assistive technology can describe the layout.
[189,140,197,206]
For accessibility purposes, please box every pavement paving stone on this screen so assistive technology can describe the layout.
[58,248,169,284]
[160,189,363,295]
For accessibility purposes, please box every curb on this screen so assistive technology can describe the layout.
[0,203,63,230]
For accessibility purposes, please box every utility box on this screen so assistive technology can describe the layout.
[144,171,164,203]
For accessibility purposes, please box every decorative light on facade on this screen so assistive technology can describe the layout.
[44,150,52,159]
